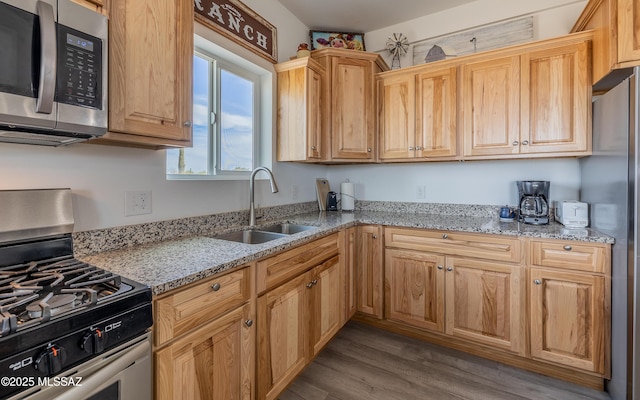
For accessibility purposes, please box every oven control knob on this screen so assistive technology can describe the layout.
[81,328,107,354]
[34,345,67,375]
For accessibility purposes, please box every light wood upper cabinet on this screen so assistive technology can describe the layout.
[104,0,193,147]
[330,56,376,160]
[462,34,592,158]
[275,58,325,161]
[378,66,457,160]
[521,41,591,154]
[461,55,521,157]
[573,0,640,90]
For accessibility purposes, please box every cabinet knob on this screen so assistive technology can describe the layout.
[244,319,253,327]
[372,234,378,239]
[521,140,529,145]
[534,279,542,285]
[437,265,444,270]
[512,141,519,146]
[183,120,192,127]
[446,267,453,272]
[307,282,314,288]
[563,245,572,251]
[367,148,372,152]
[415,146,422,150]
[312,279,318,286]
[409,147,415,151]
[442,234,448,239]
[211,283,221,291]
[311,146,317,150]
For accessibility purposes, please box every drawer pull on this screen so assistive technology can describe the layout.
[447,267,453,272]
[437,265,444,270]
[442,234,448,239]
[244,319,253,327]
[534,279,542,285]
[563,245,572,251]
[211,283,221,291]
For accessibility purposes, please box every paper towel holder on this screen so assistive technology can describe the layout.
[340,180,356,211]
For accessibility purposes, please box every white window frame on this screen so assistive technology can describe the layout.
[166,35,272,180]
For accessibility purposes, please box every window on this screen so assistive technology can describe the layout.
[166,42,266,179]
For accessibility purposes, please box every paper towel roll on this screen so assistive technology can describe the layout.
[340,181,355,211]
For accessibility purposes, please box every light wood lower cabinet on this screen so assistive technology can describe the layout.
[529,268,606,374]
[382,227,611,380]
[384,249,445,333]
[155,302,255,400]
[384,247,525,354]
[154,265,255,399]
[257,234,346,400]
[356,225,384,318]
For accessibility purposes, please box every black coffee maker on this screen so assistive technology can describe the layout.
[516,181,550,225]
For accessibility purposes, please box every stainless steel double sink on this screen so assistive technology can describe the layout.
[212,223,317,244]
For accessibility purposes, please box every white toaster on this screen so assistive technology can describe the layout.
[555,201,589,228]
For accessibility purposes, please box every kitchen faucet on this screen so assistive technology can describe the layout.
[249,166,279,228]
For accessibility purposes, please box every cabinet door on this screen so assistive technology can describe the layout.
[618,0,640,63]
[331,57,375,160]
[378,73,415,160]
[462,56,520,157]
[384,249,445,333]
[521,41,591,154]
[530,268,606,374]
[257,272,311,400]
[342,227,357,319]
[155,303,254,400]
[357,225,384,318]
[416,67,457,158]
[108,0,192,144]
[311,255,344,356]
[276,59,324,161]
[445,257,525,355]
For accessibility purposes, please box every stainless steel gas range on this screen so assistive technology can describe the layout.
[0,189,152,399]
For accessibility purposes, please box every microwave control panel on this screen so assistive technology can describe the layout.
[55,25,103,110]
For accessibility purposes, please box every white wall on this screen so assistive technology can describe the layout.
[0,0,326,232]
[325,0,588,207]
[327,159,581,207]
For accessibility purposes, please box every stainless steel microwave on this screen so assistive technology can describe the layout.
[0,0,107,146]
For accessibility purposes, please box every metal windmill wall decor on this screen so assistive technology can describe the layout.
[386,33,409,69]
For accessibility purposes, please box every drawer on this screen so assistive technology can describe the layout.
[154,265,253,346]
[257,233,339,294]
[529,239,610,273]
[385,227,522,263]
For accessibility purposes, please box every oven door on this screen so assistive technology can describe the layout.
[0,0,57,130]
[10,333,152,400]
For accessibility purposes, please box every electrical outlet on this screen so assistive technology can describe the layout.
[416,185,426,200]
[291,185,299,200]
[125,190,152,216]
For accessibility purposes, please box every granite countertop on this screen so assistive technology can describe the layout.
[80,211,614,296]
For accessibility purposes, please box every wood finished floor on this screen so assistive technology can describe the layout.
[279,321,612,400]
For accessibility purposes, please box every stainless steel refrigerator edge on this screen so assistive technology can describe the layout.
[580,66,638,399]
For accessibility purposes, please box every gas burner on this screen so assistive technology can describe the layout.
[25,293,78,319]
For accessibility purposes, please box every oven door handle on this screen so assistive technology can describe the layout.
[53,338,150,400]
[35,1,57,114]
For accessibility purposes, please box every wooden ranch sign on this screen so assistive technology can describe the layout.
[194,0,278,63]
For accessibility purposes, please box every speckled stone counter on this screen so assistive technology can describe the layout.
[79,210,613,296]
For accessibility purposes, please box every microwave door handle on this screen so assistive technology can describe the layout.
[35,1,56,114]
